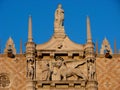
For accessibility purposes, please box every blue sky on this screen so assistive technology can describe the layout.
[0,0,120,53]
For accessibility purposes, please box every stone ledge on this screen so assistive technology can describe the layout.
[36,80,86,88]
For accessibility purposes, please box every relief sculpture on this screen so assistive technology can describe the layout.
[53,56,86,80]
[41,56,87,81]
[0,73,10,88]
[41,62,51,80]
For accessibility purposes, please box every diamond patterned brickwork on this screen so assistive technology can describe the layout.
[96,55,120,90]
[0,54,120,90]
[0,54,26,90]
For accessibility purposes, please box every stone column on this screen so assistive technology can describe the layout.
[26,80,36,90]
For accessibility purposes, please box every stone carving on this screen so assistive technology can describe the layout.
[88,64,95,80]
[27,60,34,80]
[40,56,87,81]
[54,56,86,80]
[105,50,112,58]
[40,60,60,81]
[0,73,10,88]
[51,56,86,81]
[100,37,112,54]
[54,4,64,28]
[41,62,51,80]
[51,57,62,80]
[4,37,16,55]
[88,60,95,80]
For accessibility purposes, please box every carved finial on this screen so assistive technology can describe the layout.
[20,39,22,54]
[103,37,109,45]
[4,37,16,55]
[87,16,92,43]
[100,37,112,54]
[28,15,33,42]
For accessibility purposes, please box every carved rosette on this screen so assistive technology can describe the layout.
[0,73,10,88]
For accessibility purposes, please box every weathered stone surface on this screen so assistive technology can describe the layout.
[0,4,119,90]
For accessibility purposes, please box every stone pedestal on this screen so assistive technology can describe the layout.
[54,27,66,38]
[26,80,36,90]
[86,80,98,90]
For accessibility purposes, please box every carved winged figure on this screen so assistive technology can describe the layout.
[59,61,86,80]
[53,56,86,80]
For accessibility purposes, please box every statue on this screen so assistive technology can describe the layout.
[27,60,34,80]
[54,4,64,28]
[28,64,34,80]
[88,62,95,80]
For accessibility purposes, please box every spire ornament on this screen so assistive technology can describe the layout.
[100,37,112,54]
[87,16,92,43]
[4,37,16,55]
[28,15,33,42]
[26,15,36,81]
